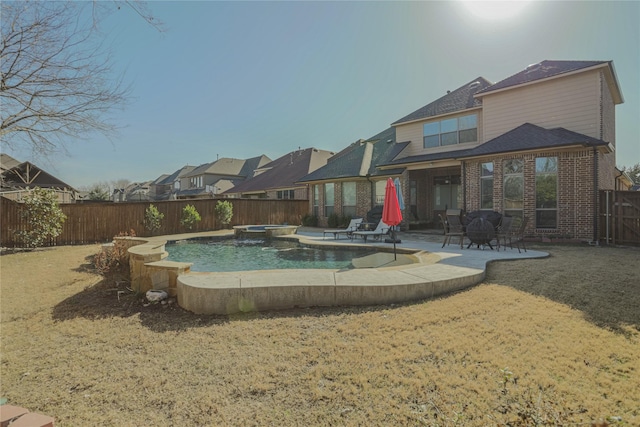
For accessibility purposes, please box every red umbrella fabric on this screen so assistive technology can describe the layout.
[382,177,403,227]
[382,178,403,259]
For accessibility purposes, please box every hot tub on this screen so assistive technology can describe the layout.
[233,224,299,238]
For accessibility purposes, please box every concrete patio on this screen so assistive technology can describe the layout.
[173,228,548,315]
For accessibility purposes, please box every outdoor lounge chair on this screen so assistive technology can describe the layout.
[352,220,391,243]
[323,218,363,240]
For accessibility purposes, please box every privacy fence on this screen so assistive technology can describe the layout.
[599,190,640,246]
[0,197,309,247]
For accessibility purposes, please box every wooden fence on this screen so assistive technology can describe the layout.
[0,197,309,247]
[599,190,640,246]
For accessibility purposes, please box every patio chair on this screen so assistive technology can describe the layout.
[495,215,514,250]
[352,220,391,243]
[440,214,465,249]
[323,218,363,240]
[509,216,529,253]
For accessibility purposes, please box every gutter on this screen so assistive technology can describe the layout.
[592,147,599,244]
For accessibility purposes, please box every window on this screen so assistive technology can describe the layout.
[313,185,320,217]
[189,176,203,188]
[480,162,494,210]
[375,180,386,206]
[536,157,558,228]
[423,114,478,148]
[324,183,334,217]
[277,190,295,199]
[342,182,356,217]
[503,159,523,219]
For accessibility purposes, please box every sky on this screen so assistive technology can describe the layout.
[3,0,639,188]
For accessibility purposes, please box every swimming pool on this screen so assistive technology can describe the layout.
[166,238,377,272]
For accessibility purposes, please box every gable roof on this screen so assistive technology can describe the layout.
[154,165,196,186]
[184,155,271,179]
[475,60,618,99]
[298,127,408,183]
[381,123,609,167]
[224,148,335,194]
[1,161,76,191]
[392,77,493,126]
[1,153,21,172]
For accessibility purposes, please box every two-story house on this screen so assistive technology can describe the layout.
[148,165,196,201]
[299,60,623,242]
[223,148,335,199]
[177,155,271,199]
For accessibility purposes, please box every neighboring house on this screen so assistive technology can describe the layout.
[148,165,196,201]
[223,148,335,199]
[297,128,407,218]
[0,155,77,203]
[300,60,625,242]
[177,155,271,199]
[615,168,634,191]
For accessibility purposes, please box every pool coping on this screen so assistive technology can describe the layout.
[126,229,547,315]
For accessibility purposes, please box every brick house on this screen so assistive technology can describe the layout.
[223,147,335,199]
[298,60,624,242]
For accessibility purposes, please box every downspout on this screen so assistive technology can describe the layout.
[461,161,467,212]
[592,147,599,245]
[366,173,374,209]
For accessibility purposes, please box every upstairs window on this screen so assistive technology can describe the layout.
[423,114,478,148]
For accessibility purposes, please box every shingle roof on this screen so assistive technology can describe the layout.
[297,127,408,183]
[155,165,195,186]
[224,148,335,194]
[382,123,608,167]
[0,153,21,172]
[462,123,609,157]
[475,60,609,95]
[392,77,492,125]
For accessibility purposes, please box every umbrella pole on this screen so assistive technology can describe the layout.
[393,229,397,260]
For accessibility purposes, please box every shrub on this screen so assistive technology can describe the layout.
[15,187,67,248]
[144,204,164,235]
[339,214,352,228]
[327,213,340,228]
[180,204,201,230]
[92,230,136,280]
[214,200,233,229]
[301,213,318,227]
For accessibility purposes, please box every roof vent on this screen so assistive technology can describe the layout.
[525,62,541,73]
[387,139,393,143]
[469,81,481,89]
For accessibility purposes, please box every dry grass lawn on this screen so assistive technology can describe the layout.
[1,243,639,426]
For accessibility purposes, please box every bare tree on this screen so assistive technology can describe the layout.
[0,1,162,156]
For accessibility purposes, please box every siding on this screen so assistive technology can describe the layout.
[394,110,484,159]
[481,70,602,142]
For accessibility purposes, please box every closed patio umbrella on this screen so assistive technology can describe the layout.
[382,177,403,259]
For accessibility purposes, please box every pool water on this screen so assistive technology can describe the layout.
[165,238,376,272]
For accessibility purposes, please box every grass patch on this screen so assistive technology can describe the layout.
[1,244,638,425]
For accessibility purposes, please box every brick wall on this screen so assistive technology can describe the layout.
[465,150,602,241]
